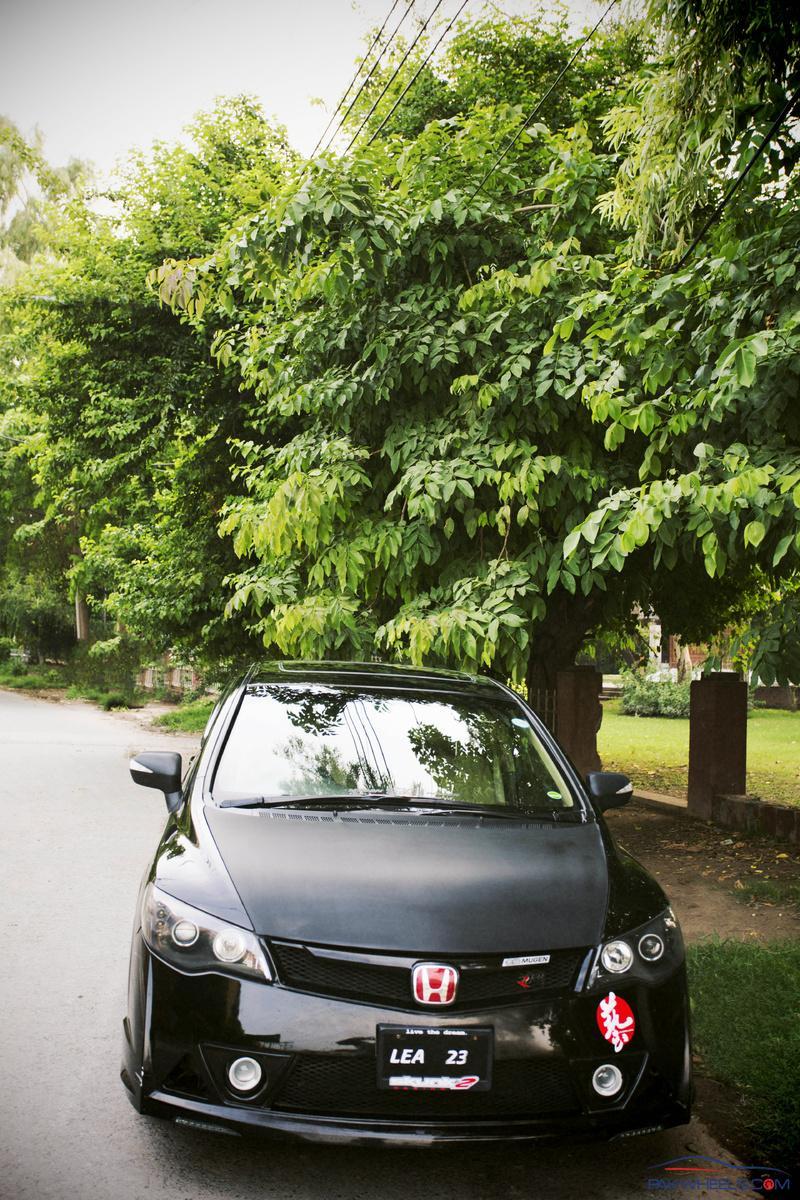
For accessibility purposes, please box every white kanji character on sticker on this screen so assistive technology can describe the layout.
[598,991,635,1053]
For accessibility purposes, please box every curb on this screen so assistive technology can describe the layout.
[713,793,800,844]
[632,788,688,814]
[632,787,800,844]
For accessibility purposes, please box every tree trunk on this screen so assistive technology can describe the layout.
[74,590,90,642]
[675,639,693,683]
[523,596,602,757]
[524,595,597,704]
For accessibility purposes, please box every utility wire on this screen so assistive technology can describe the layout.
[674,90,799,268]
[315,0,415,158]
[344,0,447,154]
[311,0,402,158]
[465,0,619,205]
[366,0,470,146]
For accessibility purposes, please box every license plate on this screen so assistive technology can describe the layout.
[377,1024,493,1091]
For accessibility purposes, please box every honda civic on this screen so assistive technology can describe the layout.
[122,661,692,1145]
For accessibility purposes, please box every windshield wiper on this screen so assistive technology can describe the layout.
[217,793,367,809]
[217,793,472,811]
[216,792,576,819]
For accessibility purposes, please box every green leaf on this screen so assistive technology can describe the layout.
[772,534,793,566]
[604,422,625,451]
[636,404,656,435]
[563,527,582,558]
[743,519,765,548]
[733,345,757,388]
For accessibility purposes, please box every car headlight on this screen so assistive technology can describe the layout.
[591,908,683,987]
[141,884,272,982]
[600,939,634,973]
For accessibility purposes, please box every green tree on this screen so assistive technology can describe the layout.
[5,13,799,691]
[0,98,294,666]
[332,9,647,150]
[152,13,799,692]
[600,0,800,256]
[1,115,89,268]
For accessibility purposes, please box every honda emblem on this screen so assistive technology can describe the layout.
[412,962,459,1006]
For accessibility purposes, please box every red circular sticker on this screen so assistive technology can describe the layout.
[596,992,635,1052]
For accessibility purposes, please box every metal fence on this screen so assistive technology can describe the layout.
[138,662,201,694]
[529,687,557,732]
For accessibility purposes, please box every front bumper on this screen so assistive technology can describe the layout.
[122,941,692,1147]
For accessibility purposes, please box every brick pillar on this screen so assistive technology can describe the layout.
[687,672,747,821]
[556,667,602,778]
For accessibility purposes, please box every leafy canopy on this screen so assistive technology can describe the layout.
[154,19,799,686]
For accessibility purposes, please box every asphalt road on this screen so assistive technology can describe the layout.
[0,689,736,1200]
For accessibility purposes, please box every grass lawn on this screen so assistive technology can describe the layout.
[152,696,215,733]
[599,699,800,808]
[688,939,800,1162]
[735,877,800,909]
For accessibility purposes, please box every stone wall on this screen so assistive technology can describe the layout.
[752,685,799,711]
[712,793,800,844]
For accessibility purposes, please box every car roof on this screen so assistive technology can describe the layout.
[246,660,508,697]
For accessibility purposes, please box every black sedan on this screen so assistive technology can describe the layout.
[122,661,692,1145]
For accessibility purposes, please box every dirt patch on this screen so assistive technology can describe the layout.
[111,700,183,724]
[0,684,70,702]
[691,1075,765,1169]
[604,800,800,942]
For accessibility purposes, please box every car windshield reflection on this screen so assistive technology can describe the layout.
[211,683,574,815]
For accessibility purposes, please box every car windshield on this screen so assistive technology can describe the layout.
[212,683,576,814]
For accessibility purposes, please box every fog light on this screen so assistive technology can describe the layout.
[600,940,633,973]
[638,933,664,961]
[171,920,199,947]
[227,1056,262,1092]
[592,1063,623,1097]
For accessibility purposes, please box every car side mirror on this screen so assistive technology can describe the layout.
[130,751,183,814]
[586,771,633,811]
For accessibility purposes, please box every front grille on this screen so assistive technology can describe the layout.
[269,941,584,1010]
[272,1053,580,1119]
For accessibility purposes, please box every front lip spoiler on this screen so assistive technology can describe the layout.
[140,1089,689,1148]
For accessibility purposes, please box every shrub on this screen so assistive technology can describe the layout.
[0,637,16,662]
[620,671,691,718]
[0,576,75,661]
[65,633,145,698]
[0,665,67,688]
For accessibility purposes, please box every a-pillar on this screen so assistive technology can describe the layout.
[687,672,747,821]
[556,667,602,778]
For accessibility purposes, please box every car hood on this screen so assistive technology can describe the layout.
[204,807,609,955]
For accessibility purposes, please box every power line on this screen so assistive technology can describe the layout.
[316,0,416,158]
[311,0,403,158]
[675,91,799,268]
[366,0,470,147]
[465,0,619,206]
[344,0,447,155]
